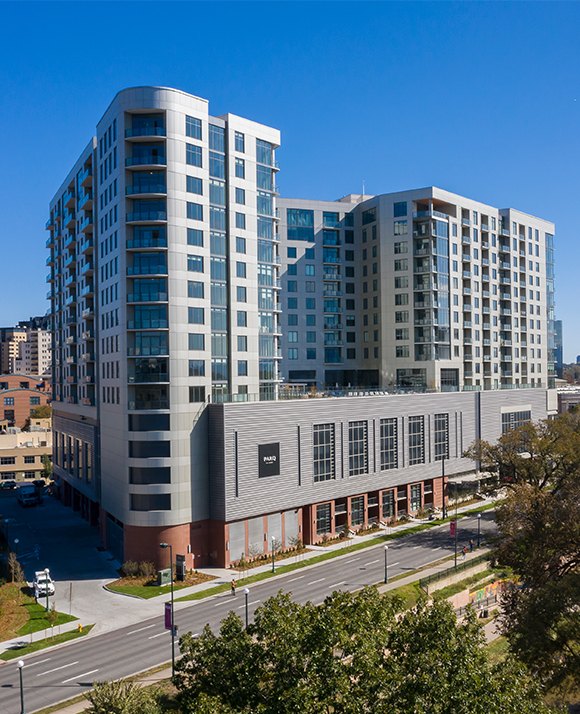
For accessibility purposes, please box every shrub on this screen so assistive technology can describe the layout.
[138,561,157,579]
[121,561,139,578]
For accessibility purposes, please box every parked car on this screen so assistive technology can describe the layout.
[0,480,17,490]
[33,570,55,599]
[17,483,41,507]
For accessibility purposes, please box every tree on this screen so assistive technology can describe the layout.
[30,404,52,420]
[465,413,580,692]
[85,680,161,714]
[7,552,24,583]
[174,588,551,714]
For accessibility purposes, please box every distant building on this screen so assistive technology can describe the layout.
[0,327,26,373]
[0,421,52,483]
[0,374,51,429]
[0,317,52,376]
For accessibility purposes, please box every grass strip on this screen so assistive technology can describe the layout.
[17,602,77,635]
[176,504,496,603]
[0,625,94,661]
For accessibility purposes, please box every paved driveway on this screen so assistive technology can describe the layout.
[0,491,163,634]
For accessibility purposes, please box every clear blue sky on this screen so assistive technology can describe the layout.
[1,1,579,360]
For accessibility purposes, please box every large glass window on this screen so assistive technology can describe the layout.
[287,208,314,241]
[256,139,273,166]
[434,413,449,461]
[380,418,398,470]
[313,423,335,482]
[186,144,202,167]
[316,503,331,535]
[394,201,407,217]
[382,490,395,519]
[185,116,202,140]
[348,421,368,476]
[186,176,203,195]
[351,496,364,526]
[410,484,422,511]
[408,415,425,465]
[501,410,531,434]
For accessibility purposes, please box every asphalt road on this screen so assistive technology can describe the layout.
[0,512,496,714]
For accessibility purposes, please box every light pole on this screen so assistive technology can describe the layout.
[441,457,446,519]
[477,513,482,548]
[271,535,276,573]
[454,492,459,569]
[244,587,250,629]
[44,567,50,612]
[17,659,25,714]
[383,545,389,585]
[159,542,175,678]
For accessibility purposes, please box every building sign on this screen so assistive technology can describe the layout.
[258,443,280,478]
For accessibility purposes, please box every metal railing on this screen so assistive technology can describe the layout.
[419,553,489,590]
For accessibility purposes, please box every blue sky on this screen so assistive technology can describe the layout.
[1,1,579,359]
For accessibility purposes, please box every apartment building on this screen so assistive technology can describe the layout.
[0,374,51,429]
[46,87,557,567]
[0,421,52,483]
[0,327,26,373]
[279,188,556,393]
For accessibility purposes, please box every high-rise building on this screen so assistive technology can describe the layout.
[0,327,27,373]
[279,188,556,392]
[554,319,563,378]
[46,88,557,567]
[47,86,281,549]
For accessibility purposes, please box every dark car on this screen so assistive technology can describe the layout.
[0,480,17,490]
[33,479,46,491]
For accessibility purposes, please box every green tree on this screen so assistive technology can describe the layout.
[30,404,52,419]
[85,680,161,714]
[174,588,551,714]
[465,413,580,693]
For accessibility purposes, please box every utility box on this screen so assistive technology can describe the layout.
[157,568,171,586]
[176,554,186,581]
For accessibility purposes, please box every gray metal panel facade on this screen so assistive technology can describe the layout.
[208,389,549,523]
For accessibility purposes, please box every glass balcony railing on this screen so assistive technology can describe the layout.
[127,292,168,302]
[126,211,167,222]
[125,126,166,138]
[127,319,169,329]
[126,184,167,196]
[127,264,167,276]
[128,399,170,410]
[127,236,168,249]
[125,155,166,167]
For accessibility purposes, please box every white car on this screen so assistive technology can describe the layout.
[34,570,55,599]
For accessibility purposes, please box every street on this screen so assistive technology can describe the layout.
[0,511,495,714]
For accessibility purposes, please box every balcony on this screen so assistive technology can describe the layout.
[46,255,54,267]
[78,166,92,187]
[126,183,167,197]
[81,308,94,319]
[126,264,167,276]
[45,236,54,249]
[79,236,94,254]
[127,292,168,303]
[126,210,167,223]
[500,229,510,237]
[64,253,75,268]
[128,399,170,410]
[63,188,75,209]
[81,329,94,340]
[78,190,93,211]
[128,372,170,384]
[79,214,94,232]
[127,236,168,250]
[64,233,76,251]
[80,283,94,297]
[461,218,471,227]
[64,211,75,230]
[462,271,471,279]
[125,155,166,168]
[45,217,54,231]
[413,209,451,220]
[127,345,169,357]
[80,262,93,277]
[125,126,166,139]
[81,351,95,362]
[81,397,95,406]
[481,224,490,232]
[127,320,169,330]
[461,236,471,245]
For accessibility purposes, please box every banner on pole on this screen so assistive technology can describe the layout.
[164,602,173,630]
[450,520,456,537]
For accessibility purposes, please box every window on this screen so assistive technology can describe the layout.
[395,276,408,289]
[237,286,247,302]
[351,496,364,526]
[189,386,206,403]
[382,490,395,518]
[238,360,248,376]
[502,410,531,434]
[187,202,203,221]
[313,423,335,482]
[395,328,409,340]
[188,333,204,350]
[287,208,314,241]
[395,293,408,305]
[187,255,204,272]
[237,311,247,327]
[0,457,15,465]
[394,221,408,235]
[3,397,14,406]
[316,503,331,535]
[288,348,298,360]
[306,348,317,359]
[130,494,171,511]
[394,201,407,217]
[189,360,205,377]
[236,261,247,278]
[348,421,368,476]
[186,176,203,195]
[394,259,408,271]
[235,212,246,230]
[395,311,409,323]
[186,116,202,140]
[396,346,409,357]
[410,484,421,512]
[380,418,398,470]
[235,187,245,205]
[187,228,203,247]
[323,212,340,228]
[30,396,41,405]
[234,131,245,152]
[306,315,316,326]
[287,331,298,343]
[186,143,202,167]
[235,158,245,178]
[408,416,425,465]
[362,208,376,224]
[188,307,204,324]
[434,413,449,461]
[287,247,297,258]
[287,280,297,292]
[188,280,204,298]
[237,335,247,351]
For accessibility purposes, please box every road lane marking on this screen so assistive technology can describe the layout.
[365,559,379,566]
[433,546,443,551]
[127,624,155,635]
[23,658,52,669]
[389,562,400,568]
[148,631,169,639]
[288,575,305,582]
[412,545,421,549]
[37,661,79,677]
[237,601,260,609]
[62,669,99,684]
[310,577,326,585]
[328,581,346,589]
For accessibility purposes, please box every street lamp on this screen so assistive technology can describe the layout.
[441,457,447,519]
[383,545,389,585]
[159,542,175,678]
[477,513,482,548]
[271,535,276,573]
[243,587,250,629]
[17,659,25,714]
[44,567,50,612]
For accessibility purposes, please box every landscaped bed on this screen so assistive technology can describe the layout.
[0,582,77,642]
[106,571,215,599]
[0,625,94,661]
